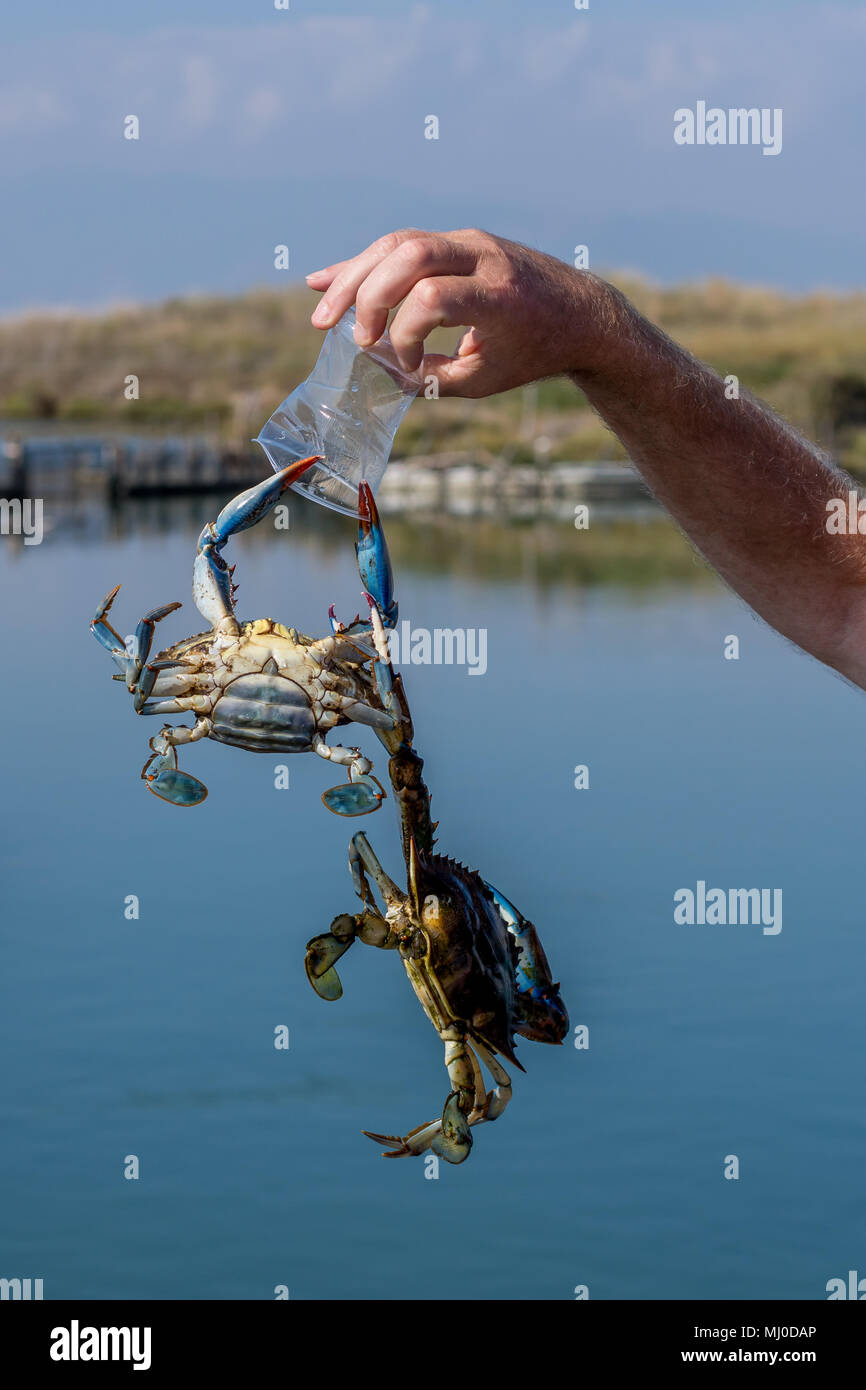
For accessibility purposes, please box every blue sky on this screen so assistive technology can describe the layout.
[1,0,863,310]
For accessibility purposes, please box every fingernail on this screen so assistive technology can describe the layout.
[311,302,330,325]
[354,322,373,346]
[306,270,326,281]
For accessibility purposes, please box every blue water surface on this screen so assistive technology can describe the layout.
[1,497,864,1300]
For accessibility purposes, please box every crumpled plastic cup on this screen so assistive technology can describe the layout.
[255,307,423,518]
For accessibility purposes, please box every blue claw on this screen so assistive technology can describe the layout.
[356,482,397,629]
[192,457,323,626]
[91,584,129,671]
[201,456,321,552]
[321,776,386,817]
[192,547,235,626]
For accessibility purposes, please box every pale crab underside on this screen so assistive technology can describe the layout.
[91,457,402,814]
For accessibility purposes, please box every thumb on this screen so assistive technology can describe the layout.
[420,350,489,399]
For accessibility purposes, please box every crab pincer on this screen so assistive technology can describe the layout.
[193,456,323,627]
[205,455,322,547]
[356,482,397,629]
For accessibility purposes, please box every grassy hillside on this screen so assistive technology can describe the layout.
[2,276,865,471]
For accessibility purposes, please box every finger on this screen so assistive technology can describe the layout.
[305,263,347,290]
[456,328,483,357]
[421,351,488,399]
[387,277,484,372]
[310,230,426,329]
[354,236,479,347]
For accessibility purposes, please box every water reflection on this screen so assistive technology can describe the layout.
[3,475,865,1302]
[35,493,713,591]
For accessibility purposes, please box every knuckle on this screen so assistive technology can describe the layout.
[396,236,436,275]
[379,228,419,258]
[414,277,444,312]
[354,280,376,315]
[326,266,350,296]
[376,231,401,256]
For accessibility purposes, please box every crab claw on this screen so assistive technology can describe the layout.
[328,603,344,635]
[93,582,121,623]
[201,455,322,552]
[321,774,386,817]
[356,482,397,629]
[192,456,323,626]
[91,584,128,668]
[141,746,208,807]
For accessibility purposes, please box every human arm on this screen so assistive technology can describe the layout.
[308,228,866,684]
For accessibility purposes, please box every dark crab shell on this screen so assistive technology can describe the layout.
[408,849,526,1070]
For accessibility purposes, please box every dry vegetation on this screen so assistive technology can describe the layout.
[1,275,865,471]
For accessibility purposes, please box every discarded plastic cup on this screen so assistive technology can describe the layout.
[255,307,423,518]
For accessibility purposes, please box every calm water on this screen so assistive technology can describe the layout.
[1,494,864,1301]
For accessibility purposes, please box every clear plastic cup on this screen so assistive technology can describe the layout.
[255,307,423,518]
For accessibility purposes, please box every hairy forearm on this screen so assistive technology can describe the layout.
[308,228,866,682]
[571,279,866,683]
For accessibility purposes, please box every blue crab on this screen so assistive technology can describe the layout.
[305,601,569,1164]
[91,457,401,815]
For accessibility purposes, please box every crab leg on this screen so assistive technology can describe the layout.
[348,831,404,910]
[432,1033,479,1164]
[317,691,396,734]
[151,719,212,748]
[192,455,321,627]
[136,693,212,717]
[365,596,406,732]
[304,906,399,1001]
[319,480,425,819]
[317,597,411,822]
[127,603,183,690]
[91,586,183,696]
[364,1039,513,1162]
[139,720,212,806]
[136,665,207,705]
[471,1040,513,1122]
[131,657,190,712]
[315,728,372,783]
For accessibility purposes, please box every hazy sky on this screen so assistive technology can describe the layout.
[1,0,863,310]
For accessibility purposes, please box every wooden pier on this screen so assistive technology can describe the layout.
[0,434,267,502]
[0,433,651,518]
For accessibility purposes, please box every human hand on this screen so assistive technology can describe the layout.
[306,228,611,398]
